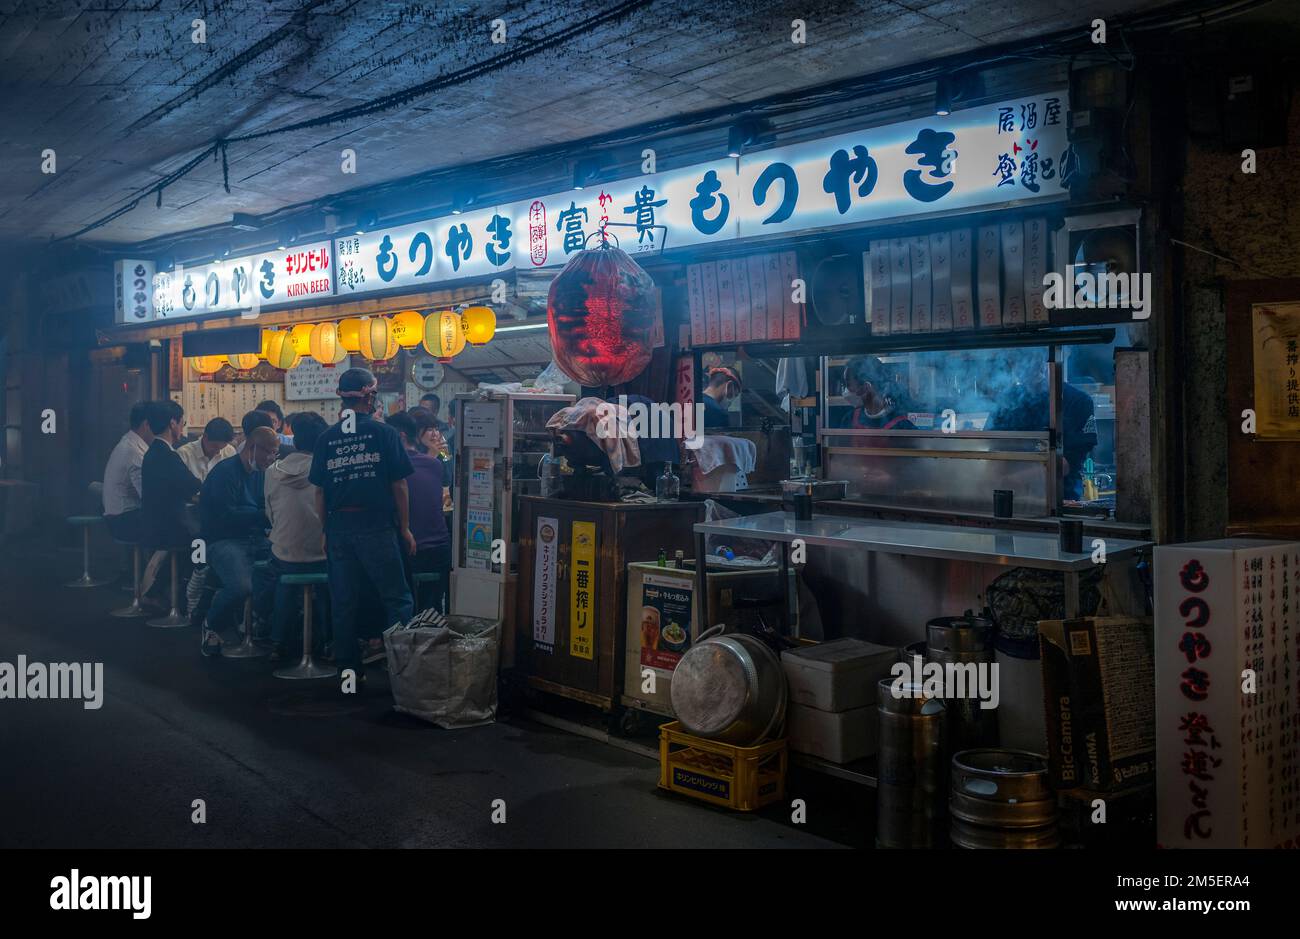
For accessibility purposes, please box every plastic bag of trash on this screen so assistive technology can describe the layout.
[383,614,500,729]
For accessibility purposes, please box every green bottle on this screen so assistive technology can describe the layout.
[657,548,667,567]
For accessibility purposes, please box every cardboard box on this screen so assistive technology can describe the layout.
[1039,615,1156,793]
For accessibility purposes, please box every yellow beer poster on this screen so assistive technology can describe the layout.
[1252,302,1300,439]
[569,521,596,660]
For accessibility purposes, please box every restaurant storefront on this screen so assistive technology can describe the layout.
[30,29,1283,854]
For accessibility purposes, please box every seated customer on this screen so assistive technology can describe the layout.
[177,417,236,483]
[264,412,328,661]
[140,399,201,591]
[198,426,278,657]
[102,401,154,544]
[387,410,452,614]
[237,409,274,453]
[256,399,295,451]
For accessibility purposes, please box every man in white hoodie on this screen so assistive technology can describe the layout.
[263,411,329,662]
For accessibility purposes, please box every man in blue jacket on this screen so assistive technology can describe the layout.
[198,425,279,656]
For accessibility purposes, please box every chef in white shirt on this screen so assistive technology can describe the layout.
[176,417,237,483]
[102,401,154,543]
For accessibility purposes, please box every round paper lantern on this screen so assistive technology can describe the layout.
[422,309,466,360]
[262,330,301,370]
[288,323,314,356]
[390,310,425,348]
[192,355,226,374]
[357,316,398,360]
[461,305,497,345]
[309,322,347,364]
[227,353,259,370]
[337,317,363,353]
[546,245,657,387]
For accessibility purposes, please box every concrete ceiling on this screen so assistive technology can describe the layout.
[1,0,1184,248]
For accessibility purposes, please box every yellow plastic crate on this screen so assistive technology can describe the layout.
[658,721,787,812]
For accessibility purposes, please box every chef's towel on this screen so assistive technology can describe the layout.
[694,434,757,477]
[776,357,811,412]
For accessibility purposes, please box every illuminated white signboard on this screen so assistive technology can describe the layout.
[147,242,335,322]
[118,92,1067,322]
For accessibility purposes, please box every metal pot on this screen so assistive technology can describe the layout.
[670,628,788,746]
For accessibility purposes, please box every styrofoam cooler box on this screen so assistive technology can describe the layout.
[781,638,899,712]
[787,703,878,764]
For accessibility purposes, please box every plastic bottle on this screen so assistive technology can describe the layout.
[657,548,667,567]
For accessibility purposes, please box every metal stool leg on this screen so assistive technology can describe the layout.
[110,545,147,617]
[65,525,109,588]
[274,584,336,679]
[224,594,269,658]
[147,553,188,627]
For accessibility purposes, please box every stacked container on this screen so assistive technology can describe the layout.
[780,638,899,764]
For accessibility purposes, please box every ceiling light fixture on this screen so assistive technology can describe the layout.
[934,75,953,116]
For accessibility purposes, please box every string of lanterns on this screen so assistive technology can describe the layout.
[187,305,497,374]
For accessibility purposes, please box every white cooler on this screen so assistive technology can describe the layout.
[781,638,898,764]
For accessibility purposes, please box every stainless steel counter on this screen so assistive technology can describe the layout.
[691,510,1154,631]
[693,511,1151,573]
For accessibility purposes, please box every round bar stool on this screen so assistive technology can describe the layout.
[273,572,336,680]
[146,549,189,628]
[224,560,270,659]
[109,540,147,618]
[410,570,444,614]
[64,516,110,588]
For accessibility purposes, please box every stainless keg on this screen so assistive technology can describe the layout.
[949,749,1059,849]
[924,616,999,753]
[876,677,946,848]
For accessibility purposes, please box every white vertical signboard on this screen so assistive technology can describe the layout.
[1155,539,1300,848]
[533,517,560,654]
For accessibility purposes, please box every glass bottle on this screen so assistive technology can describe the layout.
[656,462,680,502]
[538,452,558,498]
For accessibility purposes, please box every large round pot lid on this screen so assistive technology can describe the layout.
[670,641,750,736]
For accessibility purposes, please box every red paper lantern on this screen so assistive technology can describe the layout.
[546,245,657,387]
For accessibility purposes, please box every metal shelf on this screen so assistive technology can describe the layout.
[694,326,1116,360]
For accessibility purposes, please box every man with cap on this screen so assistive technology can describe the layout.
[309,367,415,687]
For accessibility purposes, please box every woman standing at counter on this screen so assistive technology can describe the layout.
[838,355,917,430]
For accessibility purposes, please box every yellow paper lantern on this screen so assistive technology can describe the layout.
[262,330,301,370]
[192,355,227,374]
[288,323,314,356]
[460,305,497,345]
[390,310,425,348]
[309,322,347,364]
[357,316,398,360]
[338,317,363,353]
[227,353,259,370]
[422,309,467,360]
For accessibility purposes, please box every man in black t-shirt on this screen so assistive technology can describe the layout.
[310,368,415,683]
